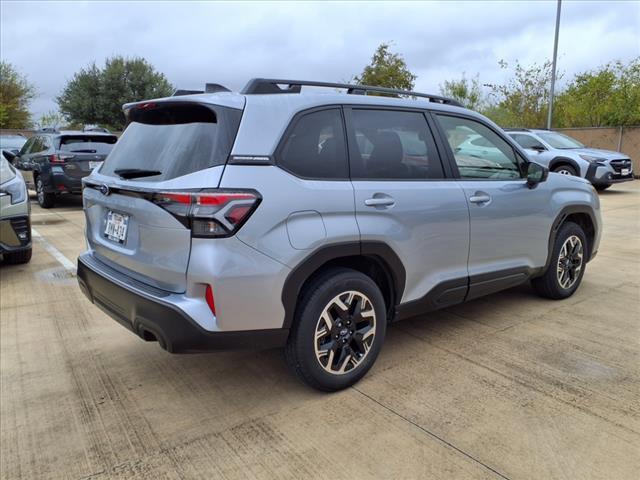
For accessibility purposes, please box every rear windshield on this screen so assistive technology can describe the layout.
[60,140,116,154]
[99,103,242,181]
[60,135,117,147]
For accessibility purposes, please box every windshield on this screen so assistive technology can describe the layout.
[0,136,27,150]
[99,103,241,181]
[538,132,584,149]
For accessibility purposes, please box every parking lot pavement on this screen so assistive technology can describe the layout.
[1,184,638,480]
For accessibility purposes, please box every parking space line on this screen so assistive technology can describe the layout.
[31,228,76,272]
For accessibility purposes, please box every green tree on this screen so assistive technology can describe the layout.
[56,63,102,127]
[483,60,558,128]
[37,110,66,129]
[57,56,173,130]
[354,42,417,94]
[0,62,36,128]
[555,58,640,127]
[439,73,484,110]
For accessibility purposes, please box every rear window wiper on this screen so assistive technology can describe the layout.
[114,168,162,179]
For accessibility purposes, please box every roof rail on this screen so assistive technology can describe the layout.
[503,128,531,132]
[240,78,463,107]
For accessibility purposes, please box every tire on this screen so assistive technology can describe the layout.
[532,221,587,300]
[595,185,611,191]
[36,177,55,209]
[285,267,387,392]
[3,248,32,265]
[553,164,578,176]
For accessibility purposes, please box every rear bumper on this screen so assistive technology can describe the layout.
[77,253,289,353]
[50,172,83,194]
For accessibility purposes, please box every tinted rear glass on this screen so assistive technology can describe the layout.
[60,139,116,154]
[99,103,242,181]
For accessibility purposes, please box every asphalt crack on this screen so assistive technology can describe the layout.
[351,386,512,480]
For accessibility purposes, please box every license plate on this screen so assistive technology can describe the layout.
[104,211,129,244]
[621,168,630,175]
[89,161,103,170]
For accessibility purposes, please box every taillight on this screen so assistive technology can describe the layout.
[50,154,74,164]
[152,190,260,238]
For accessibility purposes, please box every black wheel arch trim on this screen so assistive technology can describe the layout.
[539,205,598,275]
[281,241,406,329]
[549,157,581,175]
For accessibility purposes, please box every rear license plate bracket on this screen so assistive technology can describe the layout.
[104,211,129,244]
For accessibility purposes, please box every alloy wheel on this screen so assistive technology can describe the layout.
[557,235,583,289]
[313,290,376,375]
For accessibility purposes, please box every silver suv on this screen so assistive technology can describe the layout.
[506,128,634,191]
[77,79,602,391]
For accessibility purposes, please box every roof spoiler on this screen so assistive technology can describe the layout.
[240,78,463,107]
[173,83,231,96]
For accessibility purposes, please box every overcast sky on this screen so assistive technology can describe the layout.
[1,0,639,119]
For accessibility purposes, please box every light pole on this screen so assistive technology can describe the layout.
[547,0,562,130]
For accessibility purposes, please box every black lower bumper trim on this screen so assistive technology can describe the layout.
[585,165,634,187]
[0,215,31,252]
[77,255,289,353]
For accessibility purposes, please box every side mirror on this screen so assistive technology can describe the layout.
[527,162,549,188]
[2,150,17,163]
[530,145,546,153]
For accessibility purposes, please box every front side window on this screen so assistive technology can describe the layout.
[19,137,35,155]
[436,115,523,179]
[350,109,444,179]
[509,133,546,150]
[278,108,348,179]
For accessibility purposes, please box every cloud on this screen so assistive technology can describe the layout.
[1,0,638,119]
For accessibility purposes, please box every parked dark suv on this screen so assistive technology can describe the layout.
[9,130,118,208]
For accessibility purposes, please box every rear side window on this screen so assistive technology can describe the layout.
[350,109,444,180]
[277,108,348,179]
[30,136,46,154]
[100,103,242,181]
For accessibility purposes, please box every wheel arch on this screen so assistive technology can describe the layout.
[541,206,598,274]
[281,242,406,328]
[549,156,582,176]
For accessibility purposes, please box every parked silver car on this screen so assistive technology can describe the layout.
[506,129,634,191]
[0,155,31,264]
[77,79,602,391]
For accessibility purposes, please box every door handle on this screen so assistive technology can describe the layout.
[365,196,395,207]
[469,192,491,204]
